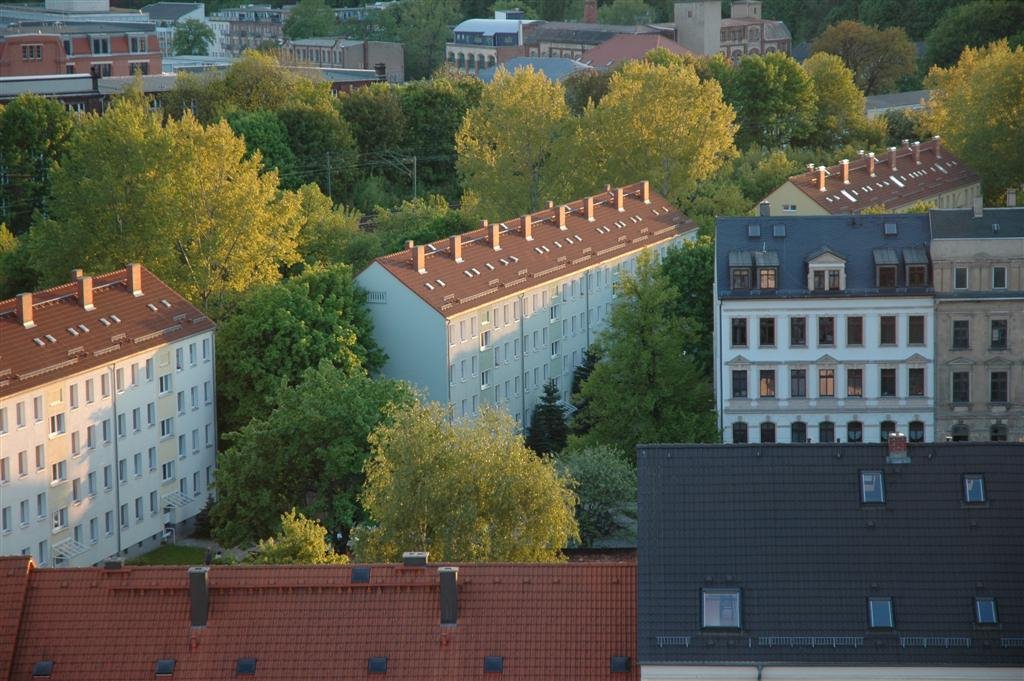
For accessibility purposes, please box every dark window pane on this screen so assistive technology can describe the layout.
[990,319,1007,349]
[908,316,925,344]
[952,320,970,349]
[990,424,1007,442]
[954,267,968,289]
[828,269,840,289]
[992,267,1007,289]
[880,316,896,345]
[990,371,1008,403]
[952,372,970,403]
[846,316,862,345]
[760,422,775,443]
[732,422,748,443]
[790,421,806,443]
[907,265,927,287]
[880,420,896,443]
[732,268,750,289]
[790,369,806,398]
[847,421,862,443]
[731,370,748,398]
[909,368,924,396]
[789,317,806,346]
[877,266,897,288]
[731,318,747,346]
[847,368,863,397]
[813,270,825,290]
[908,421,924,442]
[951,423,969,441]
[818,369,835,397]
[759,318,775,346]
[880,368,896,397]
[818,317,835,345]
[819,421,834,443]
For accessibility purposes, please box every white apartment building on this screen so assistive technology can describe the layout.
[0,264,217,567]
[714,212,936,444]
[356,181,696,425]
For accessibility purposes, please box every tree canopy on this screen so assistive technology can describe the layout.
[801,51,881,149]
[249,509,349,564]
[810,20,916,95]
[283,0,339,40]
[525,379,569,455]
[354,403,579,562]
[924,0,1024,68]
[660,236,715,377]
[172,18,215,55]
[393,0,461,80]
[557,445,636,547]
[722,52,818,148]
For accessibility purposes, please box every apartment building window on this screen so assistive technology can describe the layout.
[102,419,111,443]
[990,371,1009,403]
[36,493,46,518]
[990,319,1008,349]
[22,44,43,60]
[19,500,29,526]
[191,429,199,454]
[150,490,158,515]
[790,369,806,398]
[790,421,807,443]
[991,423,1008,441]
[992,266,1007,289]
[907,367,925,397]
[148,447,157,471]
[953,266,968,289]
[193,471,201,497]
[847,368,863,397]
[89,517,98,543]
[72,477,82,503]
[731,318,747,347]
[91,36,110,54]
[116,368,125,392]
[129,35,148,53]
[846,316,862,346]
[818,369,835,397]
[202,338,210,361]
[908,316,925,345]
[33,396,43,422]
[876,266,897,288]
[132,407,140,432]
[551,340,559,358]
[907,265,928,287]
[909,421,925,443]
[819,421,835,444]
[120,503,129,528]
[759,370,775,398]
[146,358,154,380]
[952,320,970,350]
[879,316,896,345]
[1,506,10,534]
[759,318,775,347]
[731,422,748,443]
[69,385,78,410]
[760,422,776,443]
[105,511,113,536]
[160,418,174,438]
[159,374,172,394]
[52,506,68,531]
[86,379,95,403]
[177,391,185,414]
[880,368,896,397]
[731,268,751,290]
[101,373,110,397]
[133,452,142,477]
[731,370,748,398]
[118,458,127,483]
[789,317,806,347]
[147,402,156,426]
[758,267,777,290]
[879,420,897,443]
[116,414,126,438]
[51,460,66,483]
[134,496,144,521]
[87,471,96,496]
[103,465,112,490]
[818,317,835,346]
[847,420,863,443]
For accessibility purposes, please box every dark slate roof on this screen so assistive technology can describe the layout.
[715,213,932,298]
[523,21,661,47]
[930,207,1024,239]
[142,2,203,21]
[636,442,1024,667]
[477,57,592,83]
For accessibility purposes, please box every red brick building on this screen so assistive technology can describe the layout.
[0,22,161,78]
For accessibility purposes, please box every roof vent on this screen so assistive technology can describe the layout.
[747,224,760,238]
[155,659,176,676]
[235,658,256,675]
[610,656,631,673]
[402,551,428,567]
[484,656,504,673]
[32,661,54,678]
[368,657,388,673]
[351,566,371,583]
[886,433,910,464]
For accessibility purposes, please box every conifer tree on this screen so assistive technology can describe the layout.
[526,380,569,455]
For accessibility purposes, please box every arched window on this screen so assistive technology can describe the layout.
[909,421,925,443]
[487,55,495,67]
[847,421,863,443]
[991,423,1008,441]
[467,53,475,70]
[732,422,748,444]
[457,53,465,68]
[790,421,807,443]
[760,422,776,443]
[951,424,970,442]
[819,421,835,443]
[448,52,455,63]
[880,420,896,443]
[748,47,760,55]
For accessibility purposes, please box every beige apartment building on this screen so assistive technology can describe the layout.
[0,265,217,567]
[930,202,1024,442]
[355,182,696,427]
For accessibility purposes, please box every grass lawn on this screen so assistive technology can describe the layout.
[127,544,207,566]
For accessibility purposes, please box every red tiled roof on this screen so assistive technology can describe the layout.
[1,559,637,681]
[783,138,980,214]
[0,558,31,681]
[579,34,691,69]
[372,182,695,318]
[0,266,214,398]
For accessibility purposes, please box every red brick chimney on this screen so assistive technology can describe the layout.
[128,263,143,297]
[886,432,909,463]
[840,159,850,185]
[615,187,625,212]
[488,220,501,250]
[912,140,921,165]
[522,214,534,241]
[450,234,463,262]
[558,205,568,230]
[817,165,827,192]
[933,135,942,159]
[78,276,94,311]
[414,244,426,274]
[17,292,34,329]
[71,268,83,281]
[641,180,650,204]
[867,152,876,177]
[583,0,597,23]
[585,196,595,222]
[888,146,898,172]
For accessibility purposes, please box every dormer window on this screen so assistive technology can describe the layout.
[754,251,779,289]
[729,251,754,290]
[873,249,900,287]
[806,248,846,292]
[877,266,897,287]
[732,268,751,290]
[759,268,776,289]
[907,265,928,287]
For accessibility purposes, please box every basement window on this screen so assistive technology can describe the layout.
[868,597,894,628]
[235,658,256,676]
[155,659,176,676]
[610,656,631,673]
[975,598,998,625]
[368,657,388,673]
[702,588,741,628]
[32,661,54,678]
[860,470,885,503]
[484,656,504,673]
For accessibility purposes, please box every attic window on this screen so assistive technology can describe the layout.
[963,474,986,503]
[155,659,176,676]
[868,597,894,628]
[876,265,897,288]
[772,224,786,237]
[860,470,885,503]
[235,658,256,676]
[883,222,898,236]
[32,661,54,678]
[976,597,998,624]
[368,657,388,673]
[351,566,371,583]
[702,588,741,628]
[747,223,760,238]
[610,656,631,673]
[484,656,504,673]
[731,268,751,290]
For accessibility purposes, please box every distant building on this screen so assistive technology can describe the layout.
[637,439,1024,680]
[476,56,591,84]
[0,265,217,568]
[579,33,691,70]
[865,89,931,119]
[930,202,1024,442]
[281,37,404,83]
[445,15,534,74]
[335,1,396,22]
[355,182,696,427]
[207,4,291,56]
[762,137,982,216]
[0,21,161,78]
[673,0,791,59]
[524,22,667,60]
[141,2,206,56]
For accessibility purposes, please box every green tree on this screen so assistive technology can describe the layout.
[249,509,349,564]
[879,108,930,147]
[336,83,407,157]
[27,92,301,308]
[725,52,817,148]
[0,94,74,235]
[810,20,916,95]
[576,251,717,456]
[456,67,570,217]
[801,51,877,149]
[394,0,460,80]
[0,226,40,298]
[557,445,636,547]
[562,69,613,115]
[294,183,367,268]
[569,347,600,437]
[215,264,386,432]
[924,0,1024,68]
[172,18,215,55]
[226,109,298,183]
[922,40,1024,202]
[354,403,579,562]
[212,364,414,547]
[525,380,569,455]
[599,0,655,24]
[857,0,968,41]
[660,236,715,377]
[283,0,340,39]
[277,104,359,200]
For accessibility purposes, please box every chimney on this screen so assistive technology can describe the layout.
[188,566,209,627]
[405,239,414,250]
[488,220,501,250]
[758,201,770,217]
[582,0,597,23]
[1006,187,1017,207]
[17,293,34,329]
[402,551,429,567]
[439,567,458,625]
[450,234,463,262]
[912,141,921,165]
[585,196,595,222]
[901,138,910,148]
[640,180,650,204]
[604,184,612,192]
[128,262,143,297]
[615,187,625,212]
[867,152,876,177]
[522,214,533,241]
[857,149,865,158]
[886,433,910,464]
[806,163,815,179]
[888,146,898,172]
[78,276,94,311]
[933,135,942,159]
[415,245,426,274]
[558,205,568,230]
[546,200,554,209]
[70,268,83,281]
[973,196,983,218]
[817,165,827,192]
[840,159,850,185]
